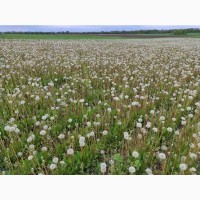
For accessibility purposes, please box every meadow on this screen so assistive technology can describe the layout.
[1,32,200,40]
[0,33,118,40]
[0,33,185,40]
[0,38,200,175]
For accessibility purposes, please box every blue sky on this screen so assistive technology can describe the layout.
[0,25,200,32]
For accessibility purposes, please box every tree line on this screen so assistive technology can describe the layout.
[0,28,200,35]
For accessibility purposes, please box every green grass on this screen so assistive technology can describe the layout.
[0,33,183,40]
[0,32,200,40]
[0,33,119,40]
[187,33,200,38]
[0,38,200,175]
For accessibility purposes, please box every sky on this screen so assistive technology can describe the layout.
[1,25,200,33]
[0,0,200,25]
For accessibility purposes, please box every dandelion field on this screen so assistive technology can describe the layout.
[0,38,200,175]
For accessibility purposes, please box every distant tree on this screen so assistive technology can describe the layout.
[173,29,187,35]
